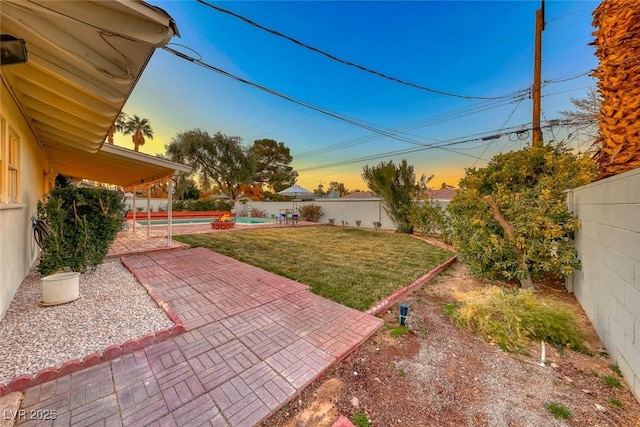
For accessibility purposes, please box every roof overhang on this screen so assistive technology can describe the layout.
[50,143,191,188]
[0,0,178,159]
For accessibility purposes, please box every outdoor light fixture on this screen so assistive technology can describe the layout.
[399,302,409,326]
[0,34,28,65]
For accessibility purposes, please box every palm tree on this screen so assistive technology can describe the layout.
[591,0,640,178]
[106,112,127,144]
[123,115,153,152]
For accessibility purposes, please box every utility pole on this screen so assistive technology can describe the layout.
[532,0,545,147]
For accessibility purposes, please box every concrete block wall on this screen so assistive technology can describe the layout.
[566,168,640,400]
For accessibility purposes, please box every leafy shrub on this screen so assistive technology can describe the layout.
[298,204,324,222]
[373,221,381,230]
[453,286,585,353]
[37,185,125,275]
[250,208,266,218]
[395,222,414,234]
[173,199,233,211]
[447,144,595,286]
[328,218,335,226]
[410,200,451,242]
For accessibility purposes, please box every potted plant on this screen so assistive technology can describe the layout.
[36,178,125,305]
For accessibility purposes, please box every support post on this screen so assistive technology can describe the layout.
[532,0,545,147]
[132,191,136,232]
[168,177,173,247]
[147,186,151,238]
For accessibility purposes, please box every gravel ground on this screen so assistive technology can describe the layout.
[264,262,640,426]
[0,260,174,385]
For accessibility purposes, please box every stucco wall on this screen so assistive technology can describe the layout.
[0,82,50,321]
[236,199,396,230]
[125,196,170,212]
[566,168,640,400]
[236,199,450,230]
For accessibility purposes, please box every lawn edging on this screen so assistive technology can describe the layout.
[365,254,458,316]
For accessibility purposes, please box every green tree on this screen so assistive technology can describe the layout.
[107,112,127,145]
[362,159,430,233]
[123,114,153,152]
[172,174,199,201]
[447,144,595,289]
[166,129,255,201]
[251,139,297,192]
[313,183,326,196]
[327,181,348,196]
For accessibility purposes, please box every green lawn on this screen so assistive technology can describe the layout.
[174,227,453,311]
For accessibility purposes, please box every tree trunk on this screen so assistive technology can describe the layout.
[591,0,640,178]
[484,195,536,290]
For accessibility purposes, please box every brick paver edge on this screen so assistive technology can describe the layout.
[365,254,458,316]
[260,315,384,426]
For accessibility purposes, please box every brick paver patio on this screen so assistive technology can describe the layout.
[17,248,383,426]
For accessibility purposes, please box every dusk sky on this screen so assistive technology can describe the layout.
[113,0,599,191]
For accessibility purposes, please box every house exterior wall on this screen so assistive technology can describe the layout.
[0,81,50,321]
[566,168,640,400]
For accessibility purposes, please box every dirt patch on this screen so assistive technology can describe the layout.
[263,262,640,427]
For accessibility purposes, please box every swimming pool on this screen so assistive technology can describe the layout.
[136,217,274,226]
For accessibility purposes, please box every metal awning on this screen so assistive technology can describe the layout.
[1,0,178,160]
[50,143,191,188]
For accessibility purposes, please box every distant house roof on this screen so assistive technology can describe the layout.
[343,191,376,199]
[426,188,457,200]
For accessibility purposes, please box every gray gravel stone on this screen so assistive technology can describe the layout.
[0,259,173,385]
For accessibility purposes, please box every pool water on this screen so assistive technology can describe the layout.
[136,217,274,226]
[235,217,274,224]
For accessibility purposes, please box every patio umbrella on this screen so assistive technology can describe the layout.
[277,185,314,198]
[277,185,314,212]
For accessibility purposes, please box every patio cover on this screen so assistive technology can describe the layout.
[0,0,179,168]
[50,143,191,188]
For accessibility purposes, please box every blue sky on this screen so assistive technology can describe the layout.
[115,0,599,190]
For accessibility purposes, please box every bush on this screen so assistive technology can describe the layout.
[299,204,324,222]
[447,144,595,286]
[395,222,414,234]
[250,207,266,218]
[453,286,585,353]
[37,185,125,275]
[410,200,451,242]
[173,199,233,211]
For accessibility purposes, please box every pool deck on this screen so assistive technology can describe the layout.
[13,247,383,426]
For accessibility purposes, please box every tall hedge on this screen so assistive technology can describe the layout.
[447,145,595,287]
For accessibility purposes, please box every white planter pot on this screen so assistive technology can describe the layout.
[41,272,80,306]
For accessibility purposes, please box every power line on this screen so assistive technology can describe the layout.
[195,0,527,101]
[295,119,594,173]
[161,45,527,160]
[294,84,588,160]
[469,98,524,169]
